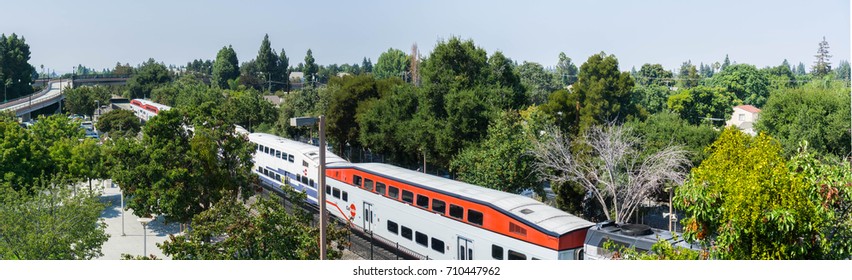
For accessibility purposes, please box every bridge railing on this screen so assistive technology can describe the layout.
[0,83,51,107]
[71,74,131,80]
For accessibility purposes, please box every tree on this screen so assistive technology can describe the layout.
[225,89,277,132]
[159,193,346,260]
[531,124,690,223]
[635,63,673,87]
[356,83,420,165]
[0,120,48,192]
[555,52,579,87]
[96,109,141,138]
[420,37,488,116]
[255,34,280,92]
[486,52,525,109]
[675,128,852,259]
[0,33,36,100]
[126,58,172,99]
[796,62,807,76]
[625,111,720,168]
[303,49,318,84]
[517,61,557,105]
[812,36,832,77]
[763,62,796,89]
[755,84,850,157]
[667,86,737,126]
[573,52,641,133]
[0,177,109,260]
[63,86,111,117]
[105,108,256,224]
[325,75,396,153]
[539,89,581,136]
[631,84,672,115]
[278,49,290,92]
[835,60,850,84]
[212,45,240,89]
[373,48,410,80]
[721,54,731,71]
[710,64,770,107]
[678,61,700,89]
[450,111,541,196]
[361,57,372,73]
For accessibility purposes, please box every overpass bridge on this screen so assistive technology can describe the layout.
[0,80,72,121]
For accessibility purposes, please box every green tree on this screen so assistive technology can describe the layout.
[812,36,832,77]
[373,48,410,80]
[631,84,672,115]
[635,63,673,87]
[225,89,276,132]
[303,49,318,84]
[539,89,581,136]
[96,109,141,138]
[517,61,557,105]
[721,54,731,71]
[356,83,420,165]
[486,52,525,109]
[835,60,850,84]
[678,61,700,89]
[361,57,373,73]
[555,52,578,87]
[676,128,852,259]
[278,49,290,92]
[0,177,109,260]
[420,37,488,116]
[755,84,850,157]
[127,58,172,99]
[212,45,240,89]
[574,52,641,133]
[0,120,48,192]
[325,75,398,153]
[106,109,256,224]
[667,86,737,126]
[450,111,541,196]
[710,64,769,107]
[0,33,36,101]
[255,34,280,92]
[625,111,720,167]
[159,193,346,260]
[64,86,111,117]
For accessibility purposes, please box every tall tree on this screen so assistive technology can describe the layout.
[678,61,700,89]
[574,52,641,133]
[373,48,410,80]
[721,54,731,71]
[555,52,579,87]
[212,45,240,89]
[96,109,141,138]
[361,57,373,73]
[0,33,35,100]
[126,58,172,99]
[636,63,674,87]
[517,61,557,105]
[63,86,111,117]
[796,62,807,76]
[812,36,832,77]
[486,52,525,109]
[667,86,737,126]
[255,34,279,92]
[303,49,318,85]
[711,64,770,107]
[278,49,290,92]
[836,60,850,83]
[532,124,690,223]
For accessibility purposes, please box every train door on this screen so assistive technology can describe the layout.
[363,202,374,233]
[457,236,474,260]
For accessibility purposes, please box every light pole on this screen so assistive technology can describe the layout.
[137,216,154,256]
[290,115,326,260]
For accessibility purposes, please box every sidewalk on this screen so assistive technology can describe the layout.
[97,181,180,260]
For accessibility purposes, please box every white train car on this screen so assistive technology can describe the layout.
[130,99,171,122]
[249,132,347,205]
[248,132,593,260]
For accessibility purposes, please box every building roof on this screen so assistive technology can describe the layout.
[263,95,281,106]
[735,105,761,113]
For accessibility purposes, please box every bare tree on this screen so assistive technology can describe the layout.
[531,124,690,223]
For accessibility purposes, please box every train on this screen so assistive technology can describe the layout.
[128,98,699,260]
[129,98,171,122]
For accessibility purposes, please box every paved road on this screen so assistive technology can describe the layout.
[0,80,70,114]
[97,181,179,260]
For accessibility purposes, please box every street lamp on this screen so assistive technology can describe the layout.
[137,216,155,256]
[290,115,326,260]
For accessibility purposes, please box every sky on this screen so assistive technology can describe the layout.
[1,0,849,74]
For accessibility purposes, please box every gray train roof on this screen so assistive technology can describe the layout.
[331,162,593,236]
[249,133,347,165]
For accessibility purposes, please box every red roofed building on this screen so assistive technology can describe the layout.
[726,105,761,136]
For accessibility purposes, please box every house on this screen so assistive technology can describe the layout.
[726,105,761,136]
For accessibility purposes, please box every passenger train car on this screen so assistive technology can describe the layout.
[249,131,594,260]
[130,99,171,122]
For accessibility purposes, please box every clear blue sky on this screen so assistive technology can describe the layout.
[1,0,848,74]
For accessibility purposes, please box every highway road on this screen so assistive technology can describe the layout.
[0,80,71,116]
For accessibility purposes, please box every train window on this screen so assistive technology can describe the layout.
[275,174,281,181]
[342,191,348,202]
[449,204,464,219]
[375,182,386,195]
[332,188,341,199]
[492,245,504,260]
[508,250,526,260]
[401,226,412,240]
[353,175,362,187]
[364,179,374,191]
[309,179,315,187]
[509,222,527,236]
[468,210,484,226]
[387,186,399,199]
[264,146,269,154]
[415,194,429,208]
[256,144,261,151]
[431,199,446,214]
[415,232,428,247]
[276,150,281,158]
[431,238,445,253]
[282,152,288,160]
[387,220,398,234]
[288,155,294,162]
[326,185,331,195]
[296,174,301,183]
[301,176,309,185]
[303,161,309,168]
[401,190,414,204]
